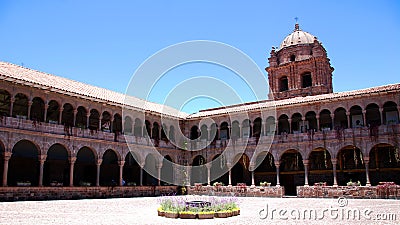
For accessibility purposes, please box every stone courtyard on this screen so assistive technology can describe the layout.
[0,196,399,225]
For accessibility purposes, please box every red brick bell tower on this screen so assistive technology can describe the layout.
[266,23,334,100]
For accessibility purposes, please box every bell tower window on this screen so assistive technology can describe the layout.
[302,73,312,88]
[280,76,289,91]
[290,55,296,62]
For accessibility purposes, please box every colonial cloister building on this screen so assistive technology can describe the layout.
[0,23,399,196]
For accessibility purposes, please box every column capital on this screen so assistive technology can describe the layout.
[3,151,12,159]
[363,156,370,162]
[274,161,281,168]
[302,159,310,165]
[331,158,337,164]
[39,154,47,162]
[118,160,125,166]
[345,112,350,116]
[362,110,367,114]
[69,156,77,164]
[330,113,335,118]
[28,100,33,106]
[96,159,103,166]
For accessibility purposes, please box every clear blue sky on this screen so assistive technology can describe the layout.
[1,1,399,113]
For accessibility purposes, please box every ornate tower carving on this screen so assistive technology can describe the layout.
[266,23,334,100]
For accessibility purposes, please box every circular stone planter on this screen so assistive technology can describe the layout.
[164,212,179,218]
[198,212,215,219]
[179,212,197,219]
[157,210,165,217]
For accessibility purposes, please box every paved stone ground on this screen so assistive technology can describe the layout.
[0,196,399,225]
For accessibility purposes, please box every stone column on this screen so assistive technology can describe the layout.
[362,110,367,126]
[119,160,125,186]
[262,121,266,136]
[330,113,335,128]
[288,118,292,133]
[275,120,279,134]
[139,163,144,186]
[9,97,15,116]
[69,157,76,187]
[227,163,232,186]
[379,107,384,125]
[96,159,102,186]
[86,112,90,128]
[364,157,371,186]
[207,127,211,141]
[98,116,102,131]
[44,103,49,122]
[38,154,46,187]
[156,163,162,186]
[27,100,33,120]
[239,124,242,139]
[73,109,78,126]
[206,163,211,186]
[251,170,255,187]
[346,112,351,128]
[275,161,280,187]
[331,158,338,187]
[301,117,306,132]
[58,107,63,124]
[303,159,309,186]
[316,115,320,131]
[2,152,12,186]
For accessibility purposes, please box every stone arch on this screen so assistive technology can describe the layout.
[336,145,365,186]
[168,125,175,142]
[210,154,228,185]
[8,140,40,186]
[12,93,29,118]
[319,109,332,130]
[254,152,276,185]
[124,116,133,134]
[365,103,381,126]
[0,89,11,116]
[44,143,70,186]
[75,106,87,128]
[241,119,251,138]
[191,155,206,184]
[308,147,333,185]
[305,111,317,131]
[161,155,173,185]
[265,116,276,135]
[161,123,167,141]
[30,97,45,122]
[334,107,348,129]
[62,103,74,126]
[101,111,112,132]
[190,125,199,140]
[100,149,119,186]
[134,118,143,137]
[144,120,151,137]
[279,149,304,195]
[210,123,218,142]
[231,153,251,185]
[369,143,400,185]
[143,153,158,185]
[253,117,262,137]
[46,100,60,123]
[152,122,160,140]
[220,122,229,140]
[200,124,208,140]
[231,121,240,139]
[291,113,302,133]
[112,113,122,133]
[278,114,289,134]
[123,151,141,186]
[350,105,363,127]
[382,101,398,125]
[74,146,97,186]
[88,109,100,131]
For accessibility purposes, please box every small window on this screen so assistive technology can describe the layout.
[290,55,296,62]
[302,73,312,88]
[280,77,289,91]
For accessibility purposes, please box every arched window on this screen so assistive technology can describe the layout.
[279,76,289,92]
[290,55,296,62]
[302,73,312,88]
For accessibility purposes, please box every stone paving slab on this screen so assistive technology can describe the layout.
[0,196,399,225]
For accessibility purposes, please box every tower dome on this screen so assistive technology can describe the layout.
[279,23,316,50]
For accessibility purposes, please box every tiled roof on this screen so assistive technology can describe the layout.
[0,62,188,118]
[1,61,399,120]
[187,83,400,118]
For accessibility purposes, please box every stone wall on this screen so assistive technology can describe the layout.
[297,185,400,199]
[187,185,285,197]
[0,186,178,201]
